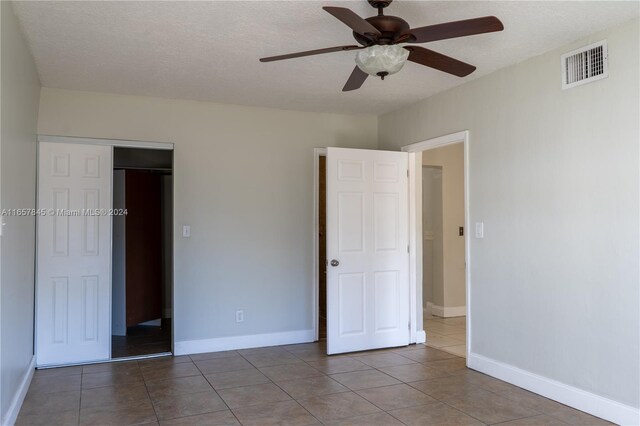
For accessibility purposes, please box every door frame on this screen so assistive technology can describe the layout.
[401,130,471,359]
[36,135,174,364]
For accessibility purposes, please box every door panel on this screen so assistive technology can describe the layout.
[326,148,409,354]
[36,142,112,366]
[339,273,366,335]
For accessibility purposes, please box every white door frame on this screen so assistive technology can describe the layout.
[36,135,175,363]
[401,130,471,358]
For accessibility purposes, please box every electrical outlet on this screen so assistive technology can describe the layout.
[235,310,244,323]
[182,225,191,238]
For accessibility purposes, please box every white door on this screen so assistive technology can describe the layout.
[326,147,409,355]
[36,142,112,366]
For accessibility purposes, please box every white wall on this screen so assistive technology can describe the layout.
[380,18,639,416]
[0,1,40,423]
[423,144,465,309]
[37,88,378,351]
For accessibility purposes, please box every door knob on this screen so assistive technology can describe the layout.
[330,259,339,267]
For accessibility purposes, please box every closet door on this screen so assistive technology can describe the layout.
[36,142,112,366]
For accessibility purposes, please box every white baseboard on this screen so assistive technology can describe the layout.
[174,329,315,355]
[468,353,640,425]
[2,356,35,426]
[416,330,427,344]
[427,302,466,318]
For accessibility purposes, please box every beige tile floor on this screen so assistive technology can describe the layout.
[17,342,611,426]
[424,314,468,358]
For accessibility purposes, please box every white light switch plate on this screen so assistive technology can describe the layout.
[182,225,191,238]
[475,222,484,239]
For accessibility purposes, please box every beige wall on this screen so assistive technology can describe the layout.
[423,143,465,309]
[380,18,639,410]
[0,1,40,422]
[37,87,378,348]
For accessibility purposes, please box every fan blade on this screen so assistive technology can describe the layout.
[323,7,381,37]
[405,46,476,77]
[343,66,368,91]
[407,16,503,43]
[260,45,363,62]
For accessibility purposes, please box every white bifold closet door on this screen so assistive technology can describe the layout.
[36,142,112,366]
[326,147,410,355]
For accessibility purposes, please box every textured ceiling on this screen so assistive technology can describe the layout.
[12,1,639,115]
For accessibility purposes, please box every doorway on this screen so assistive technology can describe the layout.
[313,139,469,356]
[112,147,173,359]
[421,144,466,357]
[402,130,471,360]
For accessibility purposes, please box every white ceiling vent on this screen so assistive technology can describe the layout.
[561,40,608,89]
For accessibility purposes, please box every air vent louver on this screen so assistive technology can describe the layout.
[561,41,608,89]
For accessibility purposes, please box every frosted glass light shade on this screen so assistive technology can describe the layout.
[355,45,409,77]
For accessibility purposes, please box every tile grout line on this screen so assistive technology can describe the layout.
[137,361,163,426]
[233,348,302,423]
[289,347,445,425]
[246,346,328,425]
[189,353,243,425]
[384,405,424,426]
[489,412,564,425]
[404,371,548,426]
[141,356,235,423]
[77,367,86,426]
[286,350,371,426]
[251,344,366,425]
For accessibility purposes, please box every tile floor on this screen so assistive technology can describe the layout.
[17,342,611,426]
[424,314,467,358]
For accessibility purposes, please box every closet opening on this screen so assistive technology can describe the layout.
[111,147,173,359]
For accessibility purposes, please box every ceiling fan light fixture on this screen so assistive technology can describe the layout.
[259,1,504,91]
[355,45,409,78]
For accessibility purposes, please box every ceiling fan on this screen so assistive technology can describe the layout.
[259,0,503,91]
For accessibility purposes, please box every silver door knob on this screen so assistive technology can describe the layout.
[330,259,339,267]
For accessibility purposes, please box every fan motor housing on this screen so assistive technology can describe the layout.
[367,0,393,8]
[353,15,410,45]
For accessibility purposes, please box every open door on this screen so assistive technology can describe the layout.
[326,147,410,355]
[36,142,112,366]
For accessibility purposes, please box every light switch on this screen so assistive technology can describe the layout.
[475,222,484,239]
[182,225,191,238]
